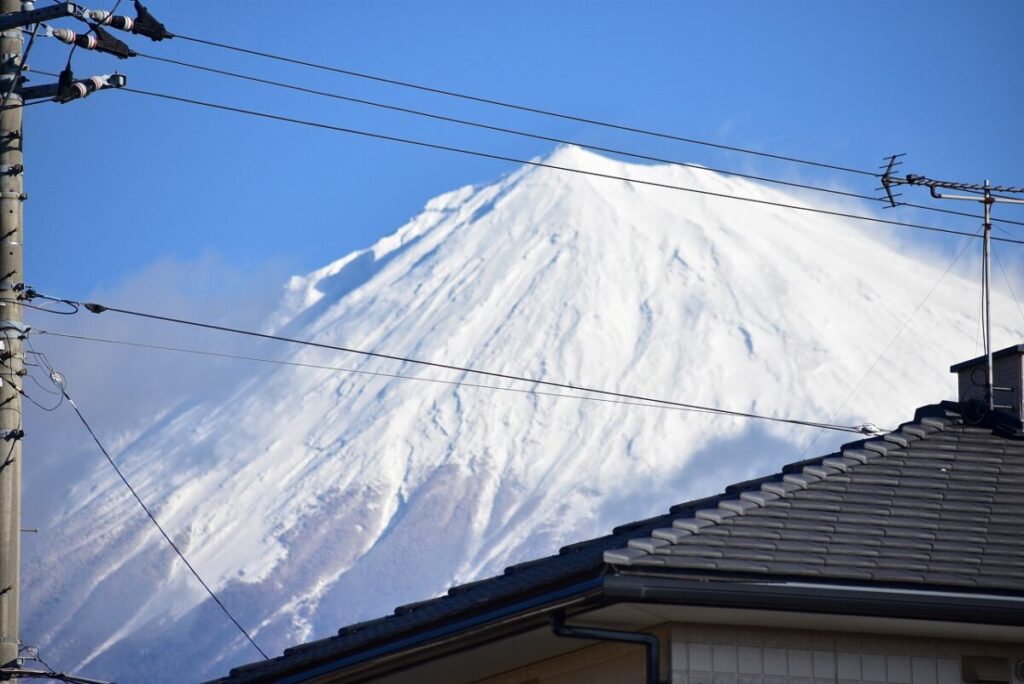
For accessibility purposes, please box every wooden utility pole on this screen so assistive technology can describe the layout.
[0,0,24,670]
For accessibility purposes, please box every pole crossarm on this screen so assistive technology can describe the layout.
[18,71,126,103]
[0,2,80,32]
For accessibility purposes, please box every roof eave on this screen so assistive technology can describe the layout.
[603,572,1024,627]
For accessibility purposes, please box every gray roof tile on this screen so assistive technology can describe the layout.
[673,516,716,533]
[650,527,692,544]
[696,507,739,523]
[606,405,1024,595]
[627,537,671,553]
[739,490,780,506]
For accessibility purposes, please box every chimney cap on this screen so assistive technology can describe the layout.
[950,344,1024,373]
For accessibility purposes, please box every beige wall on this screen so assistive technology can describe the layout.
[474,623,1024,684]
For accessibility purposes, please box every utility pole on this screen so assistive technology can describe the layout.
[883,158,1024,412]
[0,1,151,677]
[0,0,25,672]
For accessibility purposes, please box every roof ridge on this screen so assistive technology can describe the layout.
[604,412,961,566]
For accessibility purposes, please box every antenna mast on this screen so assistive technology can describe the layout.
[883,159,1024,412]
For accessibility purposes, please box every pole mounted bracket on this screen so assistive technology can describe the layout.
[85,0,172,41]
[48,25,136,59]
[0,322,29,337]
[18,67,126,103]
[130,0,171,40]
[0,2,80,32]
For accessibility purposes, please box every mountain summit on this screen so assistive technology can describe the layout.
[24,147,1018,683]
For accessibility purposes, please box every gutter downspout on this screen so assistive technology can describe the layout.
[550,610,662,684]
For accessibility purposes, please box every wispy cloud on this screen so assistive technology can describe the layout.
[22,252,292,528]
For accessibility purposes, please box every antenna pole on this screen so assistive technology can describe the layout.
[983,180,993,411]
[0,0,24,672]
[880,163,1024,414]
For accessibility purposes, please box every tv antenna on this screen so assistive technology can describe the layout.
[882,155,1024,412]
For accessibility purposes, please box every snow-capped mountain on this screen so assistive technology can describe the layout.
[22,147,1021,683]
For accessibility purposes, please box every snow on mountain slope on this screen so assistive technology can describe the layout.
[22,146,1022,683]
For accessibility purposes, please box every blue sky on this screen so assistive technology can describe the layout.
[23,0,1024,298]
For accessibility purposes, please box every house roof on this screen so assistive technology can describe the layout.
[209,402,1024,683]
[605,406,1024,590]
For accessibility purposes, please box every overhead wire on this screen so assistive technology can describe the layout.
[797,227,982,458]
[131,51,1024,229]
[17,77,1007,246]
[56,380,269,660]
[25,367,63,399]
[1,436,16,472]
[172,33,879,178]
[26,293,880,434]
[992,246,1024,325]
[0,348,24,426]
[18,643,57,675]
[34,328,754,417]
[18,384,61,412]
[0,337,59,412]
[0,342,24,474]
[25,62,1023,242]
[22,337,66,410]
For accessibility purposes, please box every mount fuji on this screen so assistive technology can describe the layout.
[21,146,1021,683]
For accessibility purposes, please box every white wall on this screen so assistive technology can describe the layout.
[670,623,1023,684]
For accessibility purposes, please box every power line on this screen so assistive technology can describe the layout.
[33,328,764,417]
[46,82,1013,246]
[173,33,879,179]
[25,294,879,434]
[18,643,57,676]
[57,382,269,660]
[29,66,1024,242]
[797,227,981,458]
[993,250,1024,325]
[133,51,1024,229]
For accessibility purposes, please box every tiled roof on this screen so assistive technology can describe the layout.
[604,404,1024,591]
[209,403,1024,683]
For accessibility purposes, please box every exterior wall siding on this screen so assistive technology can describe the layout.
[669,624,1022,684]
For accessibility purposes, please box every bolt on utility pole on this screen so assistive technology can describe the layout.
[882,157,1024,413]
[0,0,24,671]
